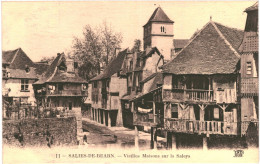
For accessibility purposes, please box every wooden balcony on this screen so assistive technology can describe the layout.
[47,90,87,96]
[241,77,258,96]
[164,119,238,135]
[163,88,213,103]
[133,112,161,127]
[163,88,238,103]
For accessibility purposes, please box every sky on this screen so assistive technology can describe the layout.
[2,1,256,62]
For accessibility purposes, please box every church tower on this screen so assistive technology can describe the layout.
[143,7,174,61]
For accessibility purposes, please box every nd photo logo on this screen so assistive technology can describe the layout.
[233,150,244,157]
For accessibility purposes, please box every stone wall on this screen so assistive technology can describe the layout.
[3,117,77,147]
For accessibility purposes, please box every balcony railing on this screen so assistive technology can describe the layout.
[241,77,258,96]
[47,90,87,96]
[164,119,238,135]
[163,88,213,102]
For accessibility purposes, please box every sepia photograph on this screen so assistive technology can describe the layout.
[1,1,259,163]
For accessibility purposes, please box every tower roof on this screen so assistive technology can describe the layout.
[144,7,174,26]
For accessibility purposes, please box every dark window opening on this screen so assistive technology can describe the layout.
[171,104,178,118]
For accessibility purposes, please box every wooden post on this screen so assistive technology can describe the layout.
[184,82,187,101]
[98,109,100,123]
[166,132,172,149]
[135,126,139,149]
[103,110,106,125]
[172,133,177,150]
[153,102,156,123]
[90,108,93,120]
[150,127,154,149]
[154,128,157,150]
[208,77,211,100]
[108,111,111,127]
[203,136,208,150]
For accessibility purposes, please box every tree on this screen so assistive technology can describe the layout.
[71,22,122,80]
[131,39,142,52]
[71,25,103,80]
[100,21,122,65]
[40,56,55,64]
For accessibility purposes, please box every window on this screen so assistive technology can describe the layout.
[246,62,252,75]
[161,26,165,32]
[21,79,29,91]
[214,108,219,119]
[171,104,178,118]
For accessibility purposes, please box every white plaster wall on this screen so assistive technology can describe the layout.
[151,22,173,36]
[143,77,155,94]
[143,53,161,73]
[3,79,36,105]
[151,36,173,61]
[163,75,172,89]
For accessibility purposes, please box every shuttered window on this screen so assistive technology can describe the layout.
[246,62,252,75]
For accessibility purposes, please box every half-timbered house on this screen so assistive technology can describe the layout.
[239,2,258,146]
[89,49,131,127]
[161,20,244,149]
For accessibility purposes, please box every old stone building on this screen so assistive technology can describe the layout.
[2,48,48,119]
[88,49,131,127]
[33,53,87,133]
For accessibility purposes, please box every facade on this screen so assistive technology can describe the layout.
[33,53,87,112]
[2,48,48,119]
[89,49,131,127]
[239,2,258,143]
[121,47,165,129]
[161,20,245,149]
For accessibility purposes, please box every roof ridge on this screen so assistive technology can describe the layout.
[214,21,243,32]
[46,54,63,82]
[11,48,20,63]
[211,21,240,58]
[162,21,211,69]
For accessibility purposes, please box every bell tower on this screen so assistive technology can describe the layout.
[143,7,174,61]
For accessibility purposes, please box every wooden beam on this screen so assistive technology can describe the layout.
[198,104,208,111]
[217,104,229,111]
[180,103,188,110]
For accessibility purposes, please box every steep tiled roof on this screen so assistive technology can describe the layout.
[2,49,17,64]
[48,71,87,83]
[6,68,38,79]
[245,2,258,12]
[33,63,49,75]
[2,48,35,69]
[144,7,174,26]
[162,21,243,75]
[34,53,87,84]
[214,22,244,51]
[132,73,163,101]
[90,49,128,81]
[174,39,189,49]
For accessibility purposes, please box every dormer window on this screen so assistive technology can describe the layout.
[58,61,67,72]
[25,65,30,73]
